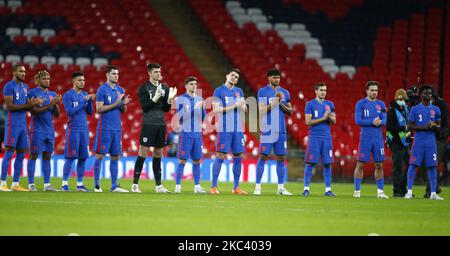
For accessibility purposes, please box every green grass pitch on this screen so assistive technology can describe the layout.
[0,178,449,236]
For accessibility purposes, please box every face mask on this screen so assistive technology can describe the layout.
[396,100,406,107]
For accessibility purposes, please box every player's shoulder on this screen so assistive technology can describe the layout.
[325,99,335,106]
[377,99,386,106]
[306,98,316,105]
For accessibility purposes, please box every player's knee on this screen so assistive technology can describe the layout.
[324,164,331,168]
[30,154,39,160]
[95,153,105,160]
[260,154,268,161]
[138,146,148,158]
[276,155,285,161]
[16,148,26,154]
[111,155,119,160]
[233,153,242,158]
[217,152,226,160]
[179,159,186,164]
[5,146,15,152]
[153,148,163,158]
[193,160,201,164]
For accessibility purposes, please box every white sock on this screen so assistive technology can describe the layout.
[62,181,68,186]
[175,184,181,189]
[407,189,413,194]
[29,183,35,187]
[0,180,6,186]
[325,187,331,192]
[278,184,284,190]
[12,182,19,187]
[77,182,83,186]
[377,189,384,194]
[431,192,436,196]
[304,186,310,191]
[255,183,261,189]
[355,190,360,193]
[44,183,50,187]
[195,184,201,189]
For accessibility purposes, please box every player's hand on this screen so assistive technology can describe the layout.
[123,94,131,105]
[29,97,41,106]
[322,110,330,120]
[168,87,177,100]
[51,95,62,105]
[275,92,283,98]
[36,97,46,106]
[373,117,381,126]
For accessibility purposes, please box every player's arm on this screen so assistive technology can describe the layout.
[380,104,387,126]
[85,94,95,115]
[280,102,293,116]
[354,102,374,126]
[96,95,125,113]
[139,85,157,113]
[305,113,329,126]
[4,95,41,112]
[31,95,62,115]
[63,94,86,116]
[328,111,336,124]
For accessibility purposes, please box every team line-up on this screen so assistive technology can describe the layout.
[0,63,443,200]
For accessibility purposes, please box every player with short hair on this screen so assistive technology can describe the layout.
[1,64,43,192]
[210,68,247,195]
[353,81,389,198]
[61,72,96,192]
[174,76,207,193]
[302,82,336,196]
[404,85,444,200]
[92,65,130,192]
[254,68,293,195]
[27,70,62,192]
[131,63,177,193]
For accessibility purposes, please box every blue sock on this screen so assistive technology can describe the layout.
[63,158,74,182]
[304,164,314,188]
[232,157,242,189]
[323,164,332,188]
[376,178,384,190]
[1,150,14,181]
[255,158,266,184]
[428,167,437,193]
[110,159,118,190]
[42,159,51,184]
[193,163,201,185]
[94,158,102,188]
[276,160,285,185]
[407,165,416,190]
[76,159,86,183]
[27,158,36,184]
[211,158,223,188]
[13,152,25,182]
[175,163,185,185]
[354,178,362,191]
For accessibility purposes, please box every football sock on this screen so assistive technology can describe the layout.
[193,163,201,185]
[12,151,25,182]
[428,167,437,193]
[354,178,362,191]
[94,158,102,188]
[63,158,74,182]
[110,159,118,190]
[232,157,242,189]
[133,156,145,184]
[175,162,185,185]
[42,159,51,184]
[276,160,285,185]
[211,158,223,188]
[407,165,416,190]
[255,158,266,184]
[304,164,314,188]
[76,159,86,183]
[27,158,36,185]
[376,178,384,191]
[323,164,332,189]
[1,150,14,181]
[152,157,162,186]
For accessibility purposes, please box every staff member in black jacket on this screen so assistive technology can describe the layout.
[386,89,410,197]
[131,63,177,193]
